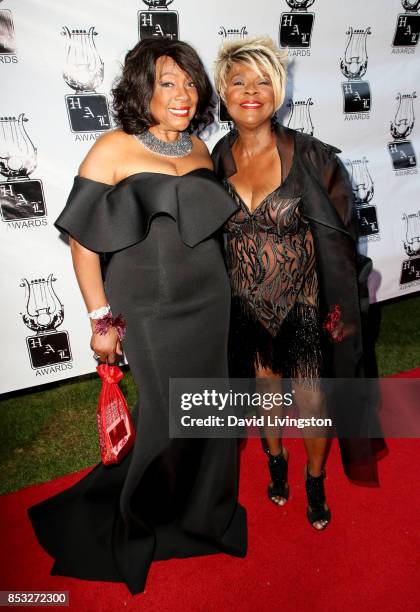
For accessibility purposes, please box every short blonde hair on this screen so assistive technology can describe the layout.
[214,36,288,110]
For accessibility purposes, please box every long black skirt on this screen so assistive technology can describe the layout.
[28,218,247,595]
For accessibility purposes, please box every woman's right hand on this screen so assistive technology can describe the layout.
[90,326,123,364]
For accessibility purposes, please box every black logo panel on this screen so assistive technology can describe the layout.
[342,82,371,113]
[26,332,72,369]
[138,10,178,40]
[218,100,232,123]
[356,206,379,237]
[393,14,420,46]
[388,141,417,170]
[400,257,420,284]
[65,94,111,133]
[279,13,314,48]
[0,180,46,221]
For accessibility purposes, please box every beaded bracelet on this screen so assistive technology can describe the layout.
[93,311,127,341]
[323,304,343,343]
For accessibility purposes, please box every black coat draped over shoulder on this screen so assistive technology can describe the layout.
[212,123,387,486]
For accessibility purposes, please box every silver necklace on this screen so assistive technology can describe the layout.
[135,129,193,158]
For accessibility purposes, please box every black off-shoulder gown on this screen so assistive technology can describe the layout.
[27,168,247,595]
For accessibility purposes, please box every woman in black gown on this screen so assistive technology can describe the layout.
[212,37,386,530]
[28,39,246,595]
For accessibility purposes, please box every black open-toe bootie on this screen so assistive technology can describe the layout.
[305,465,331,530]
[267,448,289,506]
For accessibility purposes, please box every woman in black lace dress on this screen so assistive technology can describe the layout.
[212,37,386,530]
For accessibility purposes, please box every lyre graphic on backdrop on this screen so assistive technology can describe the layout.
[20,275,73,372]
[217,25,248,127]
[61,26,111,136]
[388,92,417,175]
[218,26,248,40]
[400,211,420,287]
[340,27,372,119]
[345,158,380,242]
[0,115,47,228]
[0,1,17,63]
[138,0,179,41]
[286,98,314,134]
[392,0,420,51]
[279,0,315,57]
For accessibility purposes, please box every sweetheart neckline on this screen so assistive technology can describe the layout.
[225,159,300,217]
[225,142,299,216]
[75,167,214,188]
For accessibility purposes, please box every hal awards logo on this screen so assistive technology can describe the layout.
[138,0,178,41]
[0,0,17,63]
[345,157,379,242]
[20,274,73,373]
[340,27,372,120]
[400,211,420,288]
[279,0,315,56]
[392,0,420,52]
[286,98,314,134]
[62,26,111,138]
[388,92,417,175]
[0,114,47,229]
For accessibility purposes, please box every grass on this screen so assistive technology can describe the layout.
[0,295,419,495]
[375,295,420,376]
[0,369,138,495]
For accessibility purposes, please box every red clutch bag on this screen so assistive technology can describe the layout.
[96,364,135,465]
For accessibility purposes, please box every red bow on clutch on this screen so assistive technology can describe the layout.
[96,364,135,465]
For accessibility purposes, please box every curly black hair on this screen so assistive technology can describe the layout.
[112,39,214,135]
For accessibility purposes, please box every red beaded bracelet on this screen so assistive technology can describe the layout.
[94,312,127,341]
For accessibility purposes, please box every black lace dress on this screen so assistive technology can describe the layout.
[212,124,388,486]
[223,147,324,384]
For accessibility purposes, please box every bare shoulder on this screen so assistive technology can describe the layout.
[78,129,133,184]
[191,134,210,154]
[191,134,213,170]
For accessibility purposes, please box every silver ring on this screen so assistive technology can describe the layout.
[93,353,100,360]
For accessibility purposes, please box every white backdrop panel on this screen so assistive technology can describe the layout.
[1,0,419,392]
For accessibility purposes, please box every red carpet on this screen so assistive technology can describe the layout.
[389,367,420,378]
[1,374,419,611]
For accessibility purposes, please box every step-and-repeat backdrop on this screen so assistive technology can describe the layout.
[1,0,419,393]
